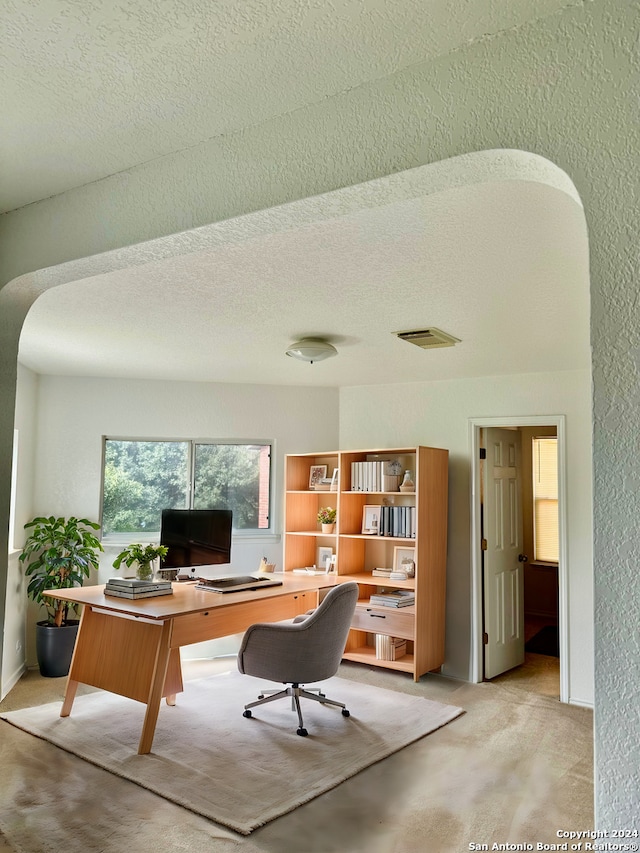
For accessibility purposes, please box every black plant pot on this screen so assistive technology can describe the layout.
[35,620,79,678]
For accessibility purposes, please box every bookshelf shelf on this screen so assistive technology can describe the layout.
[284,446,449,682]
[342,646,416,674]
[339,533,415,542]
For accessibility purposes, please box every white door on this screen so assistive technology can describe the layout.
[483,428,525,679]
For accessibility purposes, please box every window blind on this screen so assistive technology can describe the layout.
[532,437,559,562]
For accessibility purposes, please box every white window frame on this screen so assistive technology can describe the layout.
[532,435,559,565]
[100,436,275,544]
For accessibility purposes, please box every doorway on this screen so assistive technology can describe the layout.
[470,416,568,703]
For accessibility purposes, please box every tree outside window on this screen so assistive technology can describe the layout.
[102,439,271,537]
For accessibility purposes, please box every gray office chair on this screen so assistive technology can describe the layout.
[238,582,359,736]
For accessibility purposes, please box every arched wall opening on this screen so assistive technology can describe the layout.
[1,149,591,703]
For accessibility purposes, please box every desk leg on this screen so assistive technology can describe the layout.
[60,605,88,717]
[138,619,173,755]
[166,694,176,706]
[60,679,79,717]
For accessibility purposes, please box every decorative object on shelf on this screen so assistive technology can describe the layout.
[382,459,403,491]
[317,506,337,533]
[361,504,382,535]
[394,546,416,577]
[258,556,276,573]
[309,464,327,488]
[399,470,415,492]
[112,543,169,581]
[285,338,338,363]
[19,515,104,677]
[317,546,333,572]
[330,468,339,491]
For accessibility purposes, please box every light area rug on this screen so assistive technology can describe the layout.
[0,670,462,836]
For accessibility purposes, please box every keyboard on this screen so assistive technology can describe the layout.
[195,575,283,593]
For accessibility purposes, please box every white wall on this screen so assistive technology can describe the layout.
[339,368,593,706]
[15,367,593,696]
[24,374,339,665]
[2,365,38,697]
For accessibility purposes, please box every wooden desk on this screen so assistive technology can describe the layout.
[45,575,334,754]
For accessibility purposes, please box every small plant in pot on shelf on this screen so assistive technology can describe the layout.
[317,506,337,533]
[19,516,103,678]
[112,543,168,580]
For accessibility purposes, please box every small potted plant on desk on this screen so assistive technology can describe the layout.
[317,506,337,534]
[19,516,103,678]
[112,542,168,580]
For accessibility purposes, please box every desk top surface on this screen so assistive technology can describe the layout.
[45,573,337,620]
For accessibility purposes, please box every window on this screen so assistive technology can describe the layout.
[9,429,18,551]
[102,439,271,538]
[532,437,558,563]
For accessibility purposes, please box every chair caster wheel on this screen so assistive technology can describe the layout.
[297,727,308,737]
[342,709,350,717]
[243,709,252,718]
[258,694,264,700]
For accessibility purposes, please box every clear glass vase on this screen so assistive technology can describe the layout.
[136,561,153,581]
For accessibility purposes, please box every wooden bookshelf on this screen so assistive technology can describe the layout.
[283,446,448,681]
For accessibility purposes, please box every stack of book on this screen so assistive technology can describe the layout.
[372,567,394,578]
[104,577,173,599]
[377,505,416,538]
[369,590,415,608]
[351,460,402,492]
[375,634,407,661]
[372,567,412,580]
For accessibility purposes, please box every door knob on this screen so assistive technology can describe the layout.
[518,554,528,562]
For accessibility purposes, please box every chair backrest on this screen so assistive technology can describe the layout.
[295,582,359,680]
[238,581,359,684]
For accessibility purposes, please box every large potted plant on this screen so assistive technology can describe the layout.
[112,543,168,580]
[19,516,103,678]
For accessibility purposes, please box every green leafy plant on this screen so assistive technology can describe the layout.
[317,506,337,525]
[112,543,168,575]
[19,516,103,627]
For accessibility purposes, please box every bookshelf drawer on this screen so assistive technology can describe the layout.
[351,606,414,639]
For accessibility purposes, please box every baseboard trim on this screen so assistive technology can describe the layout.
[568,697,594,709]
[1,661,27,701]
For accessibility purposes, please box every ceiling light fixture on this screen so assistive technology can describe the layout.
[285,338,338,364]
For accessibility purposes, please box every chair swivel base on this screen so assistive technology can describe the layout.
[243,683,350,736]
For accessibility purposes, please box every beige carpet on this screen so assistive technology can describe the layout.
[0,670,463,836]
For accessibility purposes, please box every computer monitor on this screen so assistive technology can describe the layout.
[160,508,232,568]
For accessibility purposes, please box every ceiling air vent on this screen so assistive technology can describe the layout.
[394,328,461,349]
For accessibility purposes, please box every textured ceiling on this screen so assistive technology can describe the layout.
[18,160,590,387]
[3,0,573,213]
[8,0,590,387]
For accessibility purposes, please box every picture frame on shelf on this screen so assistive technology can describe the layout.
[361,505,382,535]
[330,468,339,491]
[317,546,333,572]
[309,465,327,488]
[393,546,416,577]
